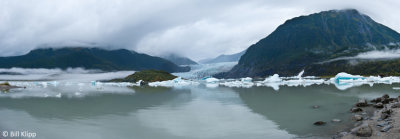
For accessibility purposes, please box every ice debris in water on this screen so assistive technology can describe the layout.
[148,77,199,87]
[263,74,282,83]
[204,77,220,84]
[241,77,252,82]
[334,72,366,83]
[5,71,400,92]
[220,78,255,88]
[330,72,400,90]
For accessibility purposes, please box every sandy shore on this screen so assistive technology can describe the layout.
[338,95,400,139]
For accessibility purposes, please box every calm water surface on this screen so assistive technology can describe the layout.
[1,82,400,139]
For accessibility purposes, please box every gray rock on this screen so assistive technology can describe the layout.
[356,99,369,107]
[377,121,390,127]
[313,121,326,126]
[350,107,363,113]
[381,125,393,132]
[352,114,363,121]
[381,113,390,120]
[382,108,393,115]
[374,102,384,108]
[312,105,320,109]
[383,94,390,99]
[371,97,382,103]
[355,124,372,137]
[391,102,400,108]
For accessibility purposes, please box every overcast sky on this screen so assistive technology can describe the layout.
[1,0,399,61]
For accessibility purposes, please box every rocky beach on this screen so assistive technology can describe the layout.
[336,94,400,138]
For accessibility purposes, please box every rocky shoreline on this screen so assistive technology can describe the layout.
[334,94,400,139]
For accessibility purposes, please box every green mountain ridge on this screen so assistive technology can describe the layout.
[220,9,400,78]
[0,47,190,73]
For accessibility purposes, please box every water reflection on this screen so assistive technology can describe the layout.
[234,84,400,138]
[0,84,399,139]
[0,87,188,120]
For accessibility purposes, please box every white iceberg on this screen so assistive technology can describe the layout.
[220,80,254,88]
[241,77,253,82]
[333,72,366,83]
[263,74,282,83]
[148,77,199,87]
[205,77,220,84]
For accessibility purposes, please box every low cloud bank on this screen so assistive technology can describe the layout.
[321,49,400,64]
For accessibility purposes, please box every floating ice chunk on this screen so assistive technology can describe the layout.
[55,93,61,98]
[241,77,252,82]
[205,83,219,88]
[334,72,366,83]
[101,82,137,87]
[220,80,254,88]
[75,92,82,96]
[148,77,199,87]
[41,82,48,88]
[205,77,219,84]
[263,74,282,83]
[393,87,400,90]
[91,81,96,86]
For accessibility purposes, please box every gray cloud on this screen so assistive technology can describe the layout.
[1,0,399,60]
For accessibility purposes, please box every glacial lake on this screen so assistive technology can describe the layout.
[1,73,400,139]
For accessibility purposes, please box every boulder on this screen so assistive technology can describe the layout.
[313,121,326,126]
[377,121,391,127]
[383,94,390,99]
[381,125,393,132]
[374,103,384,108]
[355,124,372,137]
[382,98,390,104]
[350,107,363,113]
[382,108,393,115]
[352,114,363,121]
[391,102,400,108]
[371,97,382,103]
[355,99,369,107]
[381,113,390,120]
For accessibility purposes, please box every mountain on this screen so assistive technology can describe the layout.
[221,9,400,78]
[0,47,190,73]
[199,50,246,64]
[162,54,198,65]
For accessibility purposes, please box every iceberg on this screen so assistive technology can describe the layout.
[241,77,253,82]
[205,77,220,84]
[263,74,282,83]
[220,80,254,88]
[334,72,366,83]
[148,77,199,87]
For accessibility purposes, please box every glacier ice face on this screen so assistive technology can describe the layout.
[173,62,237,79]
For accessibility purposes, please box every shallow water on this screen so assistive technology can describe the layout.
[1,79,400,139]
